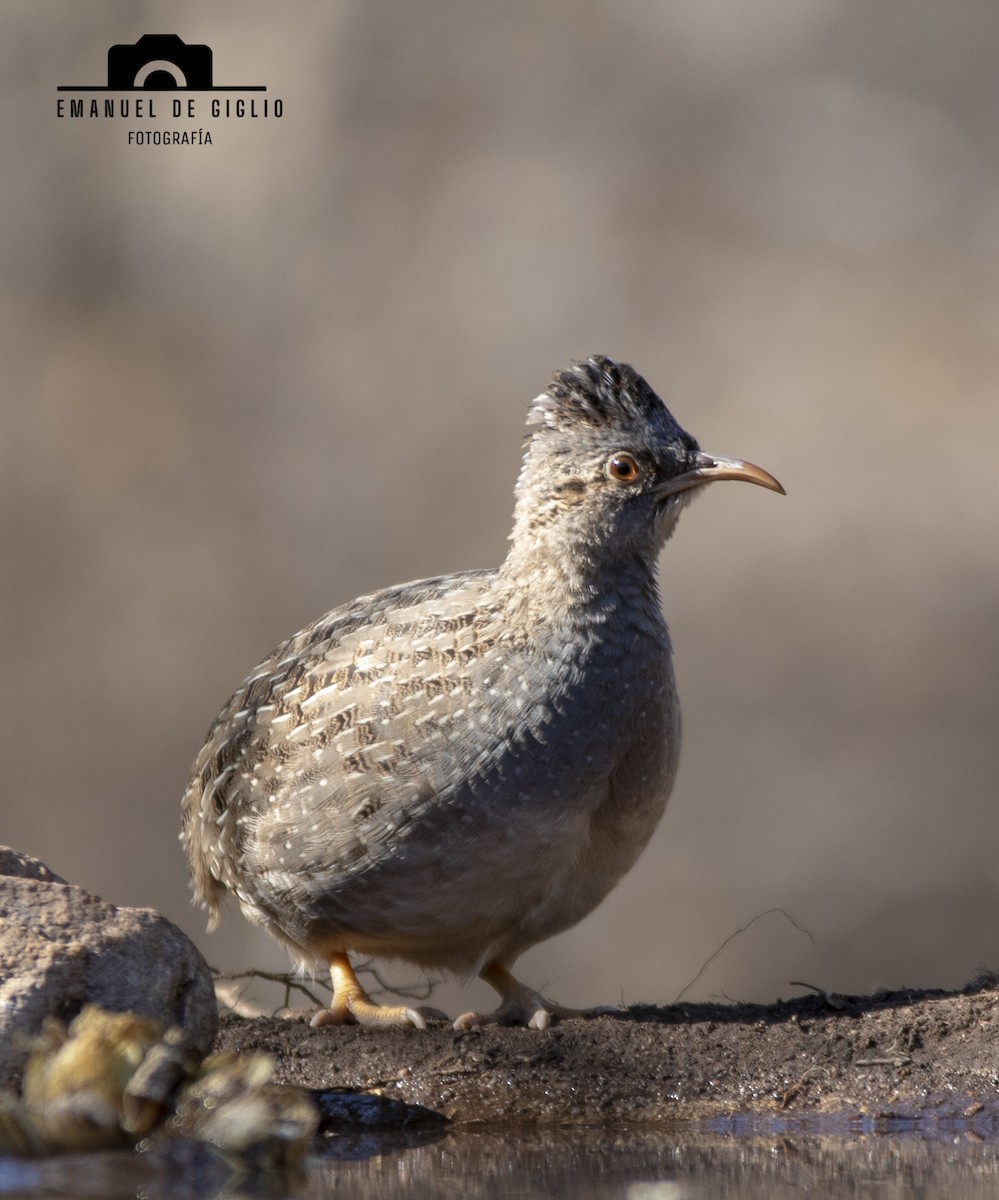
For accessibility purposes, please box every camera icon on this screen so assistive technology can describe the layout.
[107,35,213,89]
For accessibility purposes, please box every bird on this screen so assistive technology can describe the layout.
[181,355,784,1031]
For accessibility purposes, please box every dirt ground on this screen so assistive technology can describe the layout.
[213,974,999,1128]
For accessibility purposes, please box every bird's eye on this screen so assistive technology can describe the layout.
[606,453,643,484]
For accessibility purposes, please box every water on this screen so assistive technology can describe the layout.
[4,1122,999,1199]
[308,1126,999,1199]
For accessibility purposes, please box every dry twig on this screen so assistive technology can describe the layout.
[673,908,816,1004]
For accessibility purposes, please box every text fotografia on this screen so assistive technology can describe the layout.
[128,130,213,146]
[56,97,282,118]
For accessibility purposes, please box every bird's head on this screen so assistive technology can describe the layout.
[509,355,784,576]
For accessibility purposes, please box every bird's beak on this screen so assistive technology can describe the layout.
[653,451,785,499]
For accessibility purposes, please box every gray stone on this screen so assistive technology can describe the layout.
[0,846,217,1083]
[0,847,67,884]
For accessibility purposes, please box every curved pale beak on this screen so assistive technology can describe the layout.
[653,451,785,499]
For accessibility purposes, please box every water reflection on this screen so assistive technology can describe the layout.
[4,1125,999,1199]
[307,1126,999,1200]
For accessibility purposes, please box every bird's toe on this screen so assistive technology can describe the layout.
[453,984,593,1031]
[311,999,447,1030]
[453,996,620,1031]
[309,1003,355,1028]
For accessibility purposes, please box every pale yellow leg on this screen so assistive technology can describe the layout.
[454,961,616,1031]
[310,952,446,1030]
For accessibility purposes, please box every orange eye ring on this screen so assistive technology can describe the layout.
[606,453,643,484]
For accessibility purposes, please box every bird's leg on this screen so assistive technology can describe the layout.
[454,962,614,1031]
[310,952,447,1030]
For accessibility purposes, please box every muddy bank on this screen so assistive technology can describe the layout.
[214,976,999,1127]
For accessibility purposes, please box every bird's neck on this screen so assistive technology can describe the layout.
[498,534,663,630]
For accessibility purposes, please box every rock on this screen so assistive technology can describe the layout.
[0,847,217,1083]
[3,1006,319,1162]
[311,1088,447,1129]
[0,847,67,885]
[20,1006,165,1151]
[167,1052,319,1169]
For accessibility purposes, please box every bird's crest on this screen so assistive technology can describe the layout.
[527,355,663,432]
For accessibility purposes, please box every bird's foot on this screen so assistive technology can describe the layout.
[454,963,617,1031]
[453,987,570,1031]
[310,997,446,1030]
[311,952,447,1030]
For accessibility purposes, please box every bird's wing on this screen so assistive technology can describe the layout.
[181,568,515,904]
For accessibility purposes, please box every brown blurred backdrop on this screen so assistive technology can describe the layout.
[3,0,999,1017]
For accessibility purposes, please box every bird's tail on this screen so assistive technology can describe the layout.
[179,785,226,932]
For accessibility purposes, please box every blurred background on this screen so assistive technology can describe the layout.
[3,0,998,1018]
